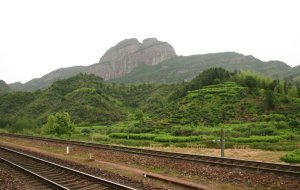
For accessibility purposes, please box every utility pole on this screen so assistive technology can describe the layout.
[220,128,225,157]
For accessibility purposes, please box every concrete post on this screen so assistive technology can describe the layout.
[221,129,225,157]
[66,146,70,154]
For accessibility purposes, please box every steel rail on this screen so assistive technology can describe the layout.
[0,145,137,190]
[1,133,299,176]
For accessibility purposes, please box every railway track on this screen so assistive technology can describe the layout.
[0,146,136,190]
[1,133,300,177]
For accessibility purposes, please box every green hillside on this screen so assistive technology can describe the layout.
[0,74,125,127]
[0,80,10,95]
[111,52,292,84]
[1,69,300,127]
[1,69,300,160]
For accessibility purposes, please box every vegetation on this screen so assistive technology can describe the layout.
[281,150,300,163]
[111,52,293,84]
[1,68,300,163]
[42,112,74,136]
[0,80,10,95]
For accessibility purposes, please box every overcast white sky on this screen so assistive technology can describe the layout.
[0,0,299,83]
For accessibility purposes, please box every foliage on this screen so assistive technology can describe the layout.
[1,68,300,152]
[170,67,233,100]
[109,133,156,140]
[8,118,38,133]
[229,136,281,143]
[42,112,74,136]
[264,90,275,110]
[280,150,300,163]
[0,80,10,95]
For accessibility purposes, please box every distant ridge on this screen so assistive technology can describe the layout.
[8,38,299,92]
[111,52,292,84]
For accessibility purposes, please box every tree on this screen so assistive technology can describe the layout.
[244,76,258,89]
[265,90,275,110]
[8,118,37,133]
[297,83,300,98]
[244,76,258,94]
[42,112,74,136]
[269,80,279,91]
[283,81,288,95]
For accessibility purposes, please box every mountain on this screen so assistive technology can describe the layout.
[0,80,10,95]
[10,66,86,92]
[111,52,292,84]
[10,38,176,91]
[85,38,176,80]
[283,65,300,81]
[1,74,125,125]
[8,37,300,92]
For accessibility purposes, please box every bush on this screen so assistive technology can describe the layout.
[171,126,195,136]
[91,134,110,141]
[262,114,286,121]
[42,112,74,136]
[113,139,151,147]
[274,121,289,129]
[81,128,91,135]
[229,136,281,143]
[108,133,156,140]
[8,118,38,133]
[174,143,188,148]
[280,150,300,163]
[289,120,300,128]
[153,136,202,143]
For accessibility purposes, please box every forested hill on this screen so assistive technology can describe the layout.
[111,52,294,84]
[0,80,10,95]
[1,68,300,130]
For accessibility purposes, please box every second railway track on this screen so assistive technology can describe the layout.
[1,133,300,177]
[0,146,136,190]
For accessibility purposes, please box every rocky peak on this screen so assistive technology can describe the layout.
[87,38,176,80]
[142,38,159,47]
[100,38,141,63]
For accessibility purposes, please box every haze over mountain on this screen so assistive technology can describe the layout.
[7,38,299,92]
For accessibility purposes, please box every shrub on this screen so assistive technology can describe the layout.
[8,118,38,133]
[289,120,300,128]
[42,112,74,136]
[280,150,300,163]
[174,143,188,148]
[108,133,156,140]
[274,121,289,129]
[262,114,286,121]
[153,136,202,143]
[113,139,151,147]
[91,134,110,141]
[81,128,91,135]
[171,126,195,136]
[229,136,281,143]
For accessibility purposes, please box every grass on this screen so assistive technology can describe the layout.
[280,150,300,163]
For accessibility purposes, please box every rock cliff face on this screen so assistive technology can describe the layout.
[9,38,176,91]
[85,38,176,79]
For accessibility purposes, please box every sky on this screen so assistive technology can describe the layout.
[0,0,299,84]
